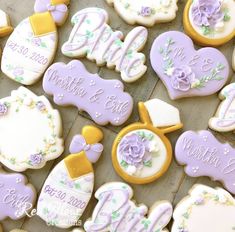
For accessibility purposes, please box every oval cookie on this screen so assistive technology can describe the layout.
[183,0,235,46]
[106,0,178,26]
[112,99,183,184]
[0,87,64,172]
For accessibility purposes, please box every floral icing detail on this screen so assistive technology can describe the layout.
[36,101,46,111]
[159,37,225,92]
[30,153,44,166]
[0,103,8,115]
[118,131,159,173]
[140,6,152,17]
[170,66,196,92]
[191,0,224,27]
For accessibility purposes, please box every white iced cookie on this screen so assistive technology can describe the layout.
[172,184,235,232]
[0,87,64,172]
[0,9,13,37]
[1,0,70,85]
[62,7,148,83]
[233,47,235,71]
[106,0,178,26]
[84,182,173,231]
[209,83,235,132]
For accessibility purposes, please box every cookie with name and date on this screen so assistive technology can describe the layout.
[0,167,36,220]
[209,83,235,132]
[61,7,148,83]
[183,0,235,46]
[0,87,64,172]
[172,184,235,232]
[1,0,70,85]
[150,31,229,100]
[175,130,235,194]
[112,98,183,184]
[37,125,104,228]
[0,9,13,37]
[43,60,133,126]
[84,182,173,232]
[106,0,178,26]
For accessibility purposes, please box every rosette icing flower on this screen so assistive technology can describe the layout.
[191,0,224,27]
[118,133,151,166]
[0,103,8,115]
[30,153,43,166]
[170,65,196,92]
[140,6,152,17]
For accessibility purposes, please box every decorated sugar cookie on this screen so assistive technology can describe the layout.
[1,0,70,85]
[61,7,148,83]
[0,9,13,37]
[233,47,235,71]
[172,184,235,232]
[84,182,173,231]
[0,167,36,220]
[209,83,235,132]
[0,87,64,172]
[175,130,235,194]
[112,99,183,184]
[37,125,104,228]
[150,31,229,100]
[43,60,133,126]
[183,0,235,46]
[106,0,178,27]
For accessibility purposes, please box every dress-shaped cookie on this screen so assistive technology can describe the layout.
[0,9,13,37]
[106,0,178,27]
[112,99,183,184]
[37,126,104,228]
[183,0,235,46]
[0,87,64,172]
[1,0,70,85]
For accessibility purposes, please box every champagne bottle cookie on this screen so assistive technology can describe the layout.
[112,99,183,184]
[183,0,235,46]
[1,0,70,85]
[37,125,104,228]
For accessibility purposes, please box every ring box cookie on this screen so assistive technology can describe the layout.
[112,99,183,184]
[183,0,235,46]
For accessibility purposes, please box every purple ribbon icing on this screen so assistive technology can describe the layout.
[150,31,229,100]
[69,134,103,163]
[0,171,35,220]
[42,60,133,126]
[175,130,235,194]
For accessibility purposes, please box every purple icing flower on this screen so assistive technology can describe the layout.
[31,37,41,47]
[30,153,43,166]
[118,133,151,166]
[0,103,8,115]
[170,65,196,92]
[13,67,24,77]
[36,101,46,111]
[191,0,224,27]
[140,6,152,17]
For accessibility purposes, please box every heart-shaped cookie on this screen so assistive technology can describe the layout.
[150,31,229,100]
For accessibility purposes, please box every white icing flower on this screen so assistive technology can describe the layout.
[148,141,159,153]
[191,79,201,88]
[126,165,137,175]
[23,98,33,106]
[215,21,225,32]
[166,67,175,76]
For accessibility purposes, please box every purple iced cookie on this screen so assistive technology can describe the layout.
[43,60,133,126]
[175,130,235,194]
[150,31,229,100]
[0,168,36,220]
